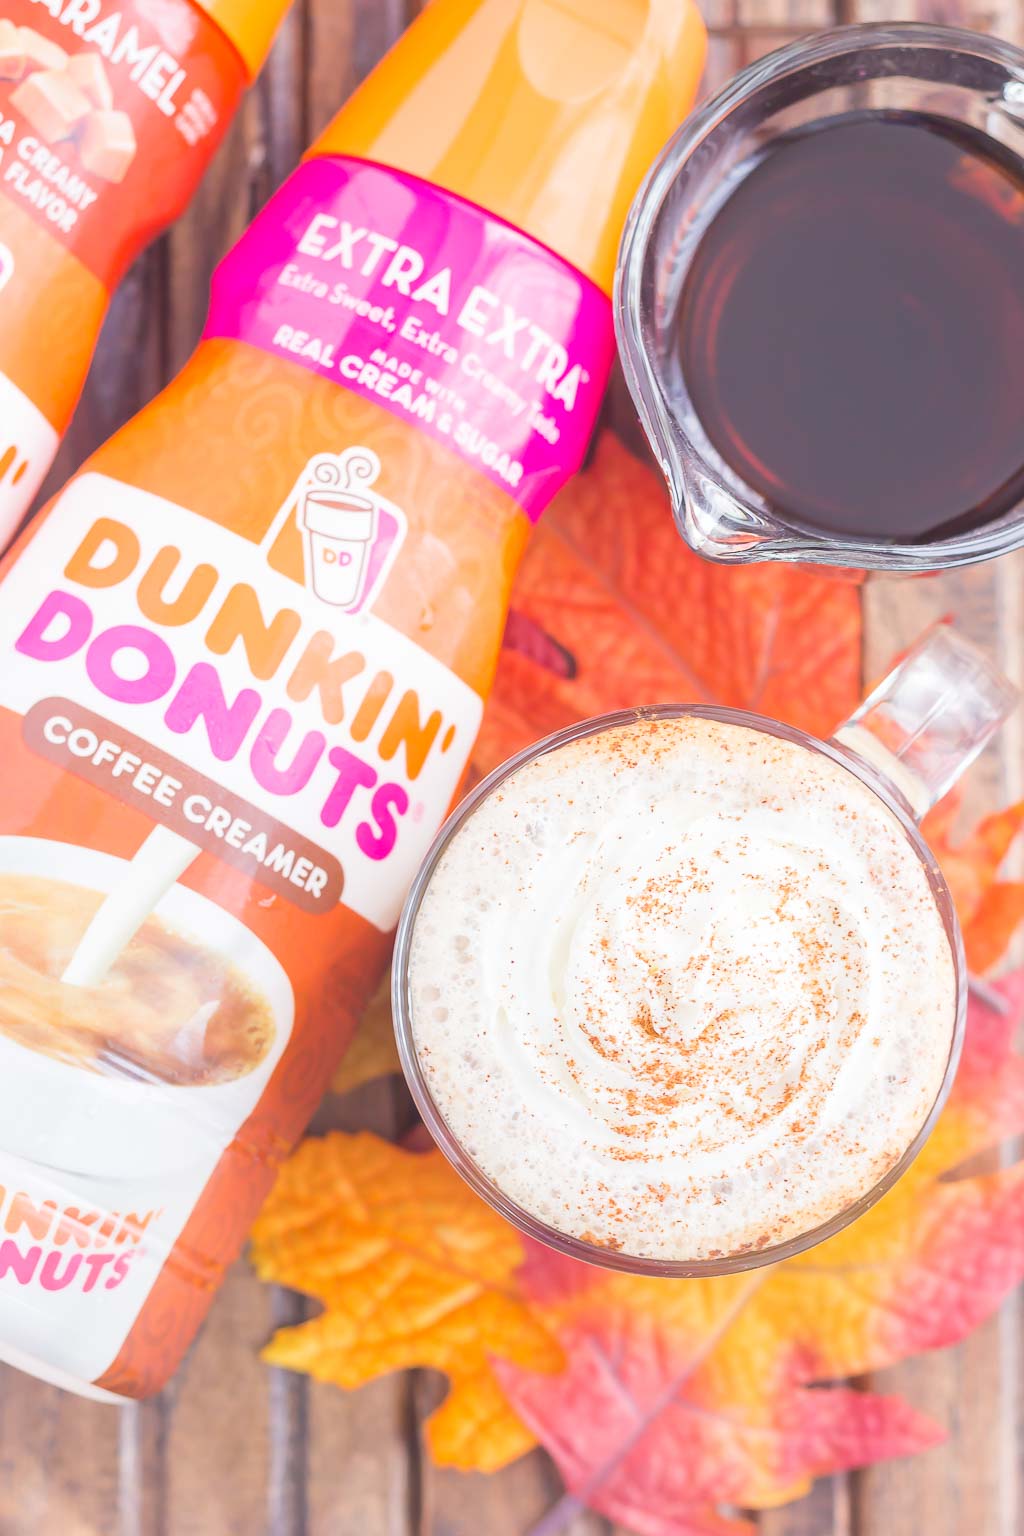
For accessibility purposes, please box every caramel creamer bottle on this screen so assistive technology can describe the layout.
[0,0,705,1399]
[0,0,292,544]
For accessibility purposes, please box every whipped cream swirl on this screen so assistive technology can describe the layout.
[408,716,957,1261]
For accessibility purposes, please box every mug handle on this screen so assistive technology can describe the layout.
[832,622,1018,821]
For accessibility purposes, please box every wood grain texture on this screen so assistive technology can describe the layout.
[2,0,1022,1532]
[859,551,1024,1536]
[849,12,1024,1536]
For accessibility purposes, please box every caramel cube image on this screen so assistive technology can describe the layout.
[0,18,26,80]
[67,51,113,111]
[10,67,90,142]
[78,108,136,182]
[16,27,68,72]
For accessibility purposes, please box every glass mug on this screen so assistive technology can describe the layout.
[615,24,1024,574]
[393,625,1017,1275]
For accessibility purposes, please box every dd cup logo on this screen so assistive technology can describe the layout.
[394,625,1017,1277]
[305,487,375,608]
[290,447,405,613]
[0,835,293,1396]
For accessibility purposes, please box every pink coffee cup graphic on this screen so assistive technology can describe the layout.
[298,447,382,610]
[303,487,377,606]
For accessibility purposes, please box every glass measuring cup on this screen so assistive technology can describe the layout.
[393,625,1017,1275]
[616,24,1024,574]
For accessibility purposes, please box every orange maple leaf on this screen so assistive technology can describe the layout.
[249,1131,561,1473]
[494,976,1024,1535]
[476,432,861,777]
[923,793,1024,973]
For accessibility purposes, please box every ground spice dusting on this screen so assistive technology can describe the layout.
[409,713,958,1264]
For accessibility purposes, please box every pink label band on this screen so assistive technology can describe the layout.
[203,157,615,520]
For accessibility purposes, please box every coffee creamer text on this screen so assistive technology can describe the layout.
[14,516,458,865]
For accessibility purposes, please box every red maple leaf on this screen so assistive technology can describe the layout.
[495,978,1024,1536]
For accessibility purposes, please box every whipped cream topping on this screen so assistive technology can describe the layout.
[407,715,957,1262]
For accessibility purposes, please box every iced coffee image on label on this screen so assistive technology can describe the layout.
[0,832,294,1386]
[0,830,295,1106]
[0,852,277,1087]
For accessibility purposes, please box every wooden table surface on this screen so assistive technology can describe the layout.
[5,0,1024,1532]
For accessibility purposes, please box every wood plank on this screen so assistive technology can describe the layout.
[703,0,742,29]
[306,1373,414,1536]
[303,1079,418,1536]
[40,245,168,502]
[857,553,1024,1536]
[119,1392,172,1536]
[162,1263,275,1536]
[414,1373,610,1536]
[733,0,832,30]
[844,0,1023,39]
[758,1479,852,1536]
[0,1372,121,1534]
[849,6,1024,1529]
[165,7,309,370]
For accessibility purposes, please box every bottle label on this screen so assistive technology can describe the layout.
[0,364,57,525]
[0,442,483,1388]
[0,147,614,1401]
[203,156,616,520]
[0,0,246,288]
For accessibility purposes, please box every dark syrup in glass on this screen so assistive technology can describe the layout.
[677,112,1024,543]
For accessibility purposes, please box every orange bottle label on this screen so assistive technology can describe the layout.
[0,0,248,543]
[0,0,245,287]
[0,334,531,1396]
[0,0,707,1402]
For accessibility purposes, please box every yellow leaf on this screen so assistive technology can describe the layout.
[250,1132,562,1472]
[331,973,401,1095]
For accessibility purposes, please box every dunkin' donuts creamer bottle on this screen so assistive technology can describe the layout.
[0,0,705,1398]
[0,0,292,544]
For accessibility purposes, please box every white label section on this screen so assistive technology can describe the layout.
[0,832,296,1387]
[0,473,484,930]
[0,1144,197,1388]
[0,371,58,547]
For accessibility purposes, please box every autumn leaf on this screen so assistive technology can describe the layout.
[255,981,1024,1521]
[494,976,1024,1535]
[476,431,862,775]
[257,428,1024,1532]
[331,972,400,1095]
[250,1132,561,1472]
[499,1302,939,1536]
[923,794,1024,973]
